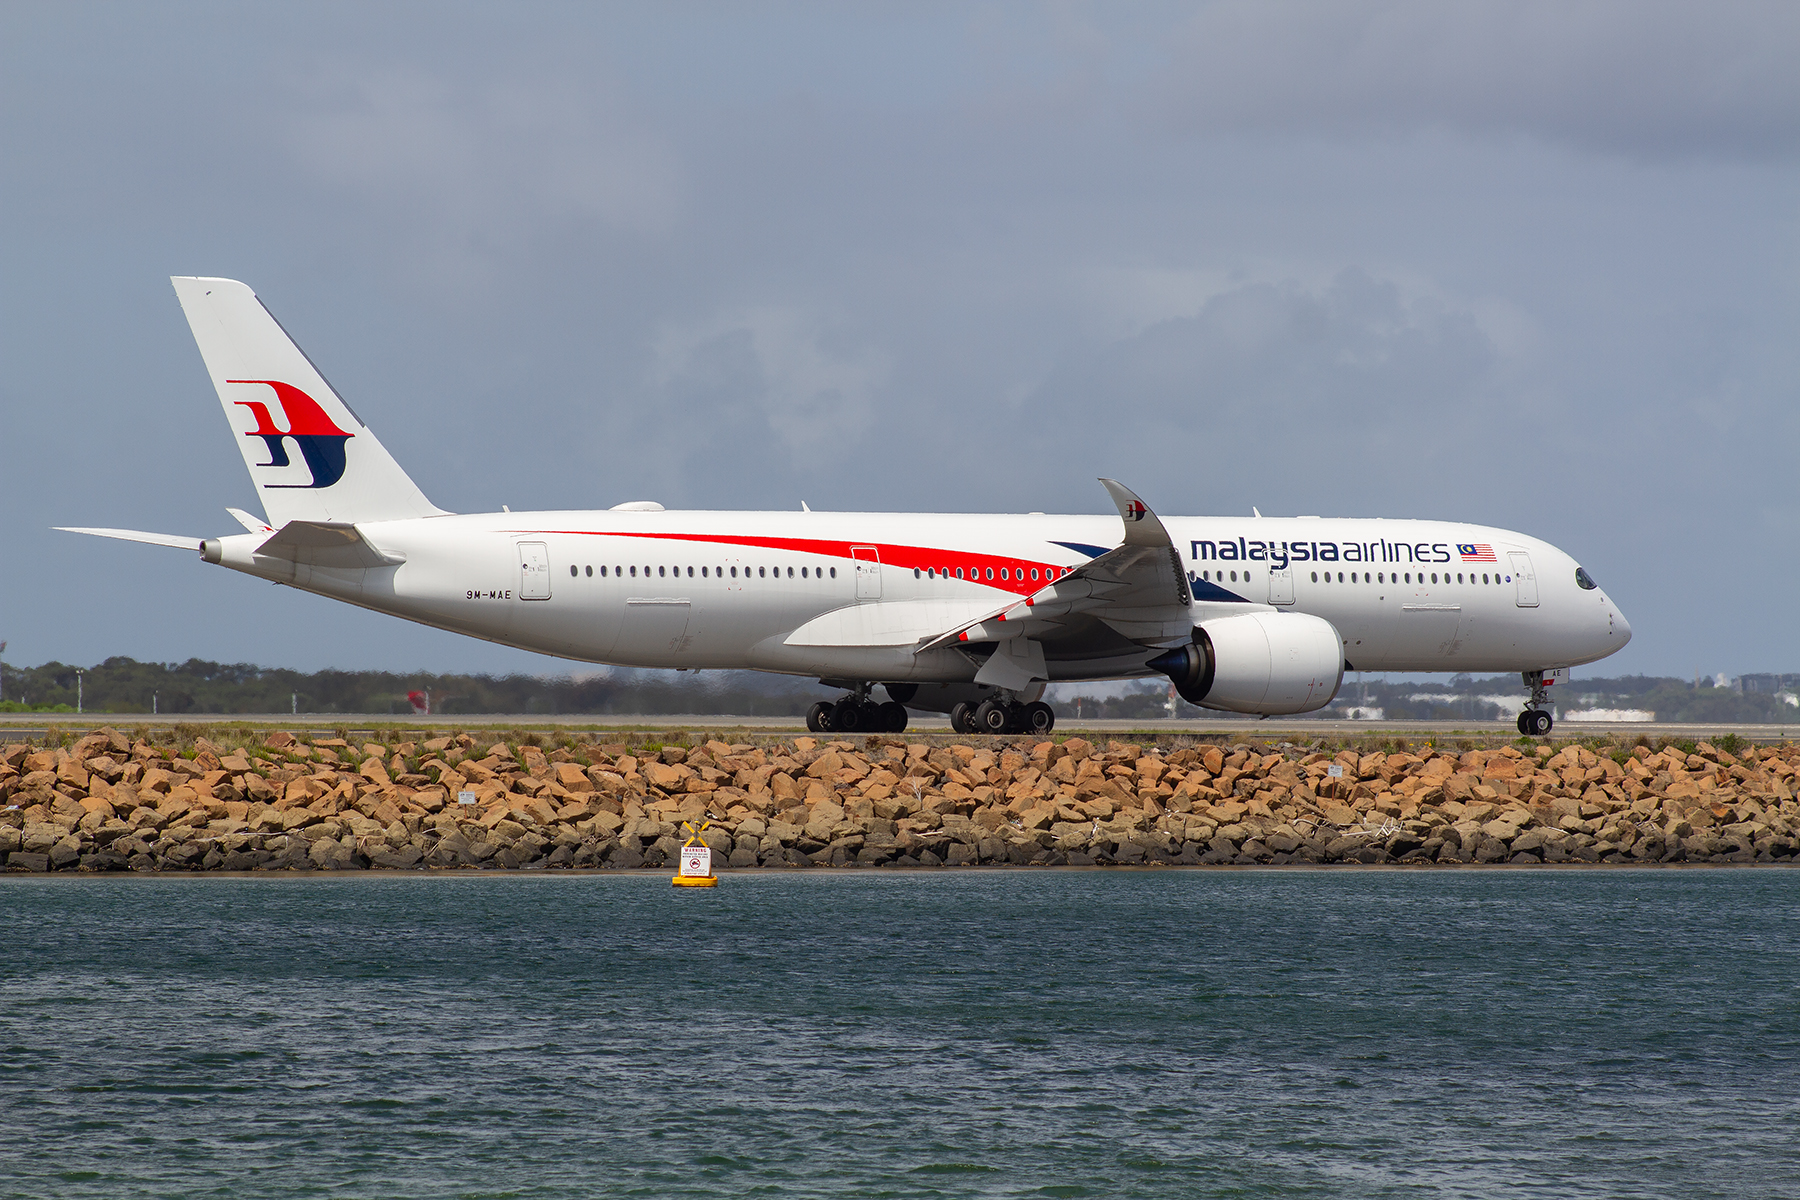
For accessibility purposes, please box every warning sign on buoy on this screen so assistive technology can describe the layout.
[672,821,719,888]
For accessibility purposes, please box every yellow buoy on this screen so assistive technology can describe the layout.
[672,821,719,887]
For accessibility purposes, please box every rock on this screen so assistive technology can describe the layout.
[8,851,50,872]
[309,838,358,870]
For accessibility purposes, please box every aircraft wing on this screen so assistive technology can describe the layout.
[916,478,1194,655]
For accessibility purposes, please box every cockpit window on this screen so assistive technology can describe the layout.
[1575,566,1597,591]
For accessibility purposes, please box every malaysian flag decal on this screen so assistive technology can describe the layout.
[1458,543,1497,562]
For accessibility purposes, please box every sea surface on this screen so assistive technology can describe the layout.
[1,868,1796,1199]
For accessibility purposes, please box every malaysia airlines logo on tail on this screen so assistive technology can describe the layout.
[1123,500,1147,522]
[227,380,354,489]
[1458,543,1497,562]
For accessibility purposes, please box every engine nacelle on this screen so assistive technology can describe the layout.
[1147,611,1344,715]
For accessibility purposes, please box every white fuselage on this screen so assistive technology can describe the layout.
[203,508,1630,684]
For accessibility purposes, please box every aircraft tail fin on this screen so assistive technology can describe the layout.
[170,277,447,527]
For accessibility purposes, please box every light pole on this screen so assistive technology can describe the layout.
[76,668,84,715]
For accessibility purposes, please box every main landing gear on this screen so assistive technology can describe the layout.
[949,698,1055,736]
[806,687,909,734]
[1516,670,1555,737]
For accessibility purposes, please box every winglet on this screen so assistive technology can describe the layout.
[1098,479,1173,548]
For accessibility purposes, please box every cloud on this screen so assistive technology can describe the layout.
[650,307,892,458]
[1021,268,1523,479]
[1155,0,1800,159]
[287,67,682,246]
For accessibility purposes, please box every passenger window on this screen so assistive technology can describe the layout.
[1310,572,1317,582]
[956,568,964,579]
[759,567,765,577]
[830,567,837,578]
[630,565,637,577]
[569,565,577,577]
[586,565,593,577]
[730,566,737,577]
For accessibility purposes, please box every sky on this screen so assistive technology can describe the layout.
[2,1,1797,681]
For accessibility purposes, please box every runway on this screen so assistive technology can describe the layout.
[4,712,1796,743]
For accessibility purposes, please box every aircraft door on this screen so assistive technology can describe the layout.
[1267,567,1295,605]
[518,542,551,600]
[852,546,882,600]
[1509,551,1539,607]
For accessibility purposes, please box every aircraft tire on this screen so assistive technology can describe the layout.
[879,701,908,733]
[807,701,834,734]
[834,700,865,732]
[1530,711,1553,736]
[950,702,976,734]
[1023,701,1055,735]
[1516,713,1529,736]
[974,699,1010,734]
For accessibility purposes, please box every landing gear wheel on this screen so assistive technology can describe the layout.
[1022,701,1055,735]
[950,702,976,735]
[974,699,1010,734]
[878,701,909,733]
[1528,710,1553,737]
[834,700,865,732]
[807,701,834,734]
[1516,712,1529,736]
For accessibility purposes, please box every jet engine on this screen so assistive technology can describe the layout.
[1146,611,1344,715]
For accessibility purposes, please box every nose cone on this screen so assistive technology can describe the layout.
[1595,591,1631,653]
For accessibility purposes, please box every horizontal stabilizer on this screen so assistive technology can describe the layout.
[227,507,272,533]
[55,526,202,552]
[256,520,404,568]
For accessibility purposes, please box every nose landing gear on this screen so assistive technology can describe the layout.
[1516,670,1556,737]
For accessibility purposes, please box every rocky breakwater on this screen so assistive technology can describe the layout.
[3,729,1800,871]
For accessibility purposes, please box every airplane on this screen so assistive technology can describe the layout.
[60,277,1632,737]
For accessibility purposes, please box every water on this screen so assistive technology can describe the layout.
[1,869,1796,1199]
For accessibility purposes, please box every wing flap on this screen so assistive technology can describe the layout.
[785,599,994,648]
[915,479,1196,654]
